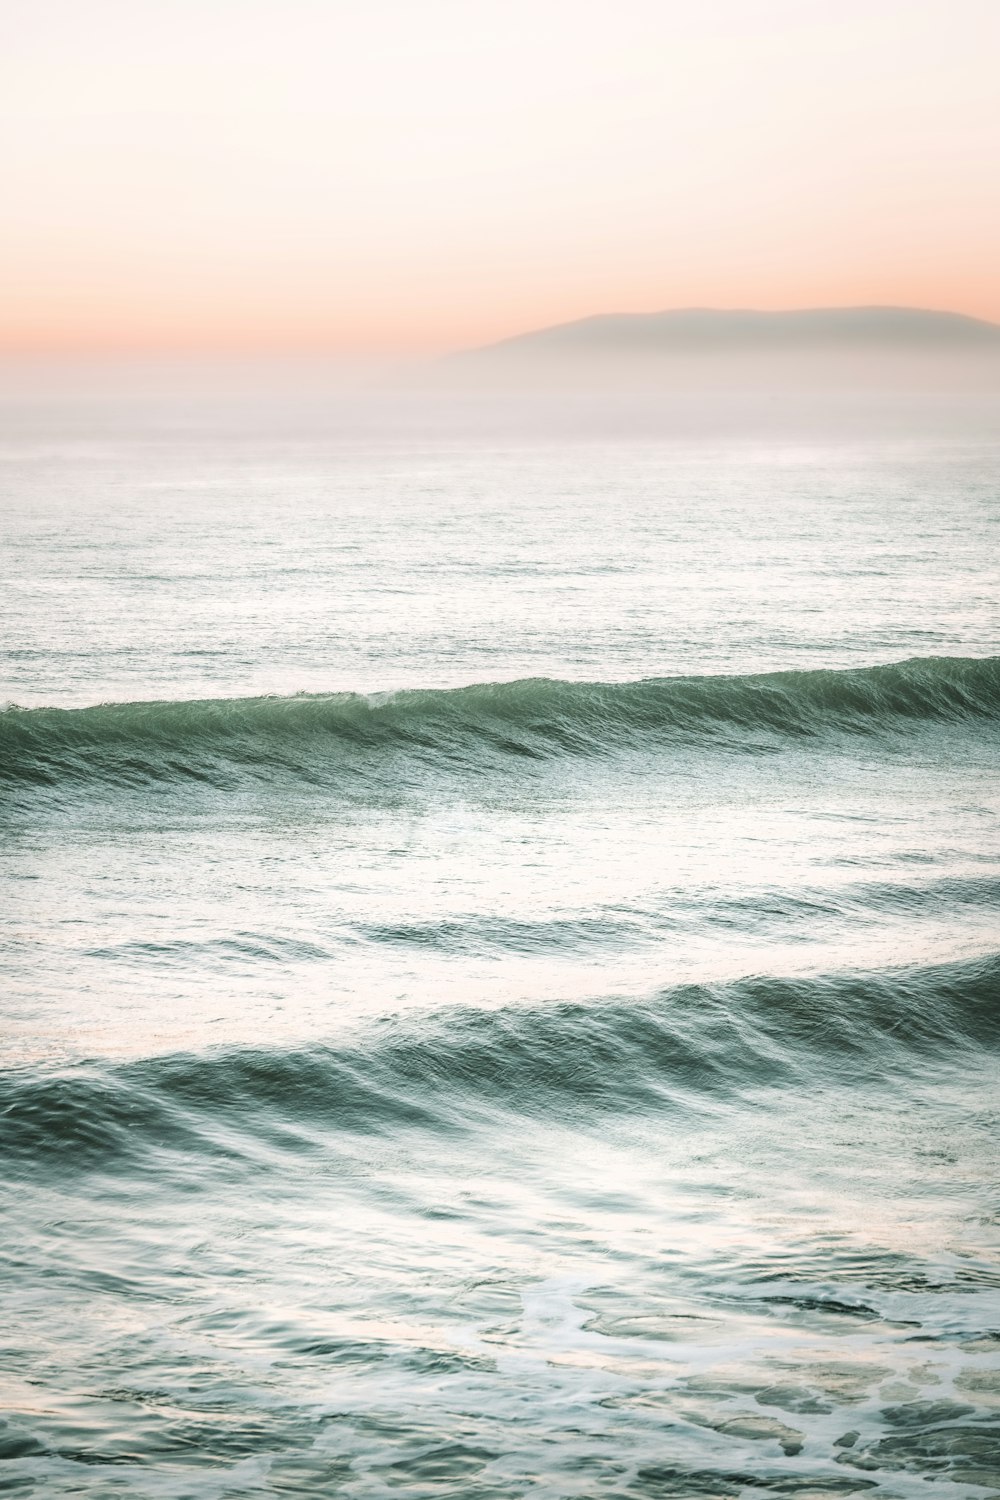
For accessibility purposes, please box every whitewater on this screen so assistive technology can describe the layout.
[1,387,999,1497]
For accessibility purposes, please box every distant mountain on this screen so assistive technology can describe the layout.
[461,306,1000,359]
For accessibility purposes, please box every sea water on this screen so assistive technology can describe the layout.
[1,382,999,1497]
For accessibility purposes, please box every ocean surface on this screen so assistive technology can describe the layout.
[2,382,999,1497]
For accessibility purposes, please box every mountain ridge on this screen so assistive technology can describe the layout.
[459,306,1000,360]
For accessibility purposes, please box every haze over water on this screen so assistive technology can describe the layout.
[1,373,998,1497]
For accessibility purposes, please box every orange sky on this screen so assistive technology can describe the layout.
[3,0,999,353]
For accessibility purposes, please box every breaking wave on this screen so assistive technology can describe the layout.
[2,655,998,792]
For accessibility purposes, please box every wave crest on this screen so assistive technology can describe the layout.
[2,656,998,793]
[3,955,996,1177]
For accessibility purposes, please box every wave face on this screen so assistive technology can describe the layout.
[3,654,997,792]
[4,955,997,1178]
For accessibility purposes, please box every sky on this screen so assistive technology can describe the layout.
[2,0,999,354]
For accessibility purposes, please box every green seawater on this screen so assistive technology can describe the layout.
[1,386,999,1496]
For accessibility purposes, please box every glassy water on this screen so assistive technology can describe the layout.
[2,385,999,1496]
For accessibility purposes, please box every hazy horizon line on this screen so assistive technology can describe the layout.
[3,301,1000,363]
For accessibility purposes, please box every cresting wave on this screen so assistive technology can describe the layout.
[2,655,998,792]
[3,954,997,1176]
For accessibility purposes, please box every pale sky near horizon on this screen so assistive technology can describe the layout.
[3,0,999,353]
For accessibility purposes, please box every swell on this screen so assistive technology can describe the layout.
[76,873,1000,967]
[1,655,998,792]
[2,954,996,1177]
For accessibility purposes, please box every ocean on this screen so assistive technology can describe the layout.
[1,380,999,1497]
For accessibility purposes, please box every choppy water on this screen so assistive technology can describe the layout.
[2,388,999,1497]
